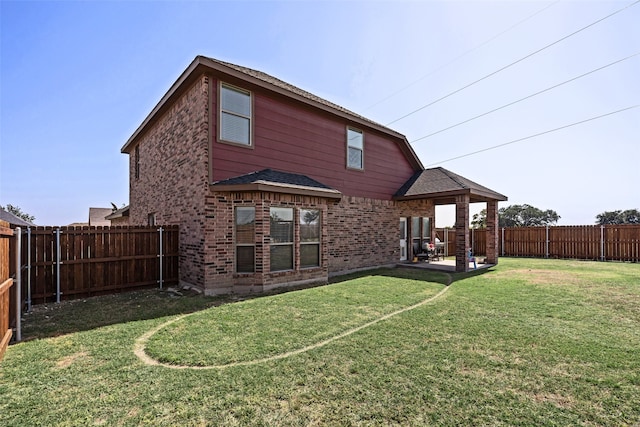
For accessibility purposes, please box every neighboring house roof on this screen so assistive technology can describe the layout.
[0,208,36,227]
[105,205,130,220]
[88,207,113,226]
[394,167,507,204]
[212,169,342,199]
[120,55,423,171]
[67,222,89,227]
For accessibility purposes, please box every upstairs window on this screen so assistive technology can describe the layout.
[347,127,364,170]
[220,83,252,146]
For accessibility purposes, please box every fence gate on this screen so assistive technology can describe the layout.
[0,220,13,360]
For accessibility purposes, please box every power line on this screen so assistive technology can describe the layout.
[411,52,640,143]
[386,0,640,126]
[362,0,560,112]
[424,105,639,167]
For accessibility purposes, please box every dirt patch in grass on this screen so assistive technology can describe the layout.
[55,351,88,369]
[492,269,582,285]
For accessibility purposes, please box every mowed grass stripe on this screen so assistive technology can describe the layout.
[143,272,449,366]
[2,260,639,426]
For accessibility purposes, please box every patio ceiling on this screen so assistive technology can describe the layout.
[394,167,508,205]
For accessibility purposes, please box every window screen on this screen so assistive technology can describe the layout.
[220,84,251,145]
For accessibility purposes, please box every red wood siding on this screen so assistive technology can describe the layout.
[210,79,418,200]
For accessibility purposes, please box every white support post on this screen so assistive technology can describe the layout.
[444,229,448,257]
[27,227,32,312]
[56,228,61,303]
[158,227,164,289]
[14,227,22,342]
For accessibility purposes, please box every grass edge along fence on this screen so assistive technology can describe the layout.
[13,225,179,310]
[0,220,13,360]
[435,224,639,262]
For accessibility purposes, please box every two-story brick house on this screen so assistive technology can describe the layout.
[121,56,506,295]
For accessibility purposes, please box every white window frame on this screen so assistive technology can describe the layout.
[235,207,256,273]
[346,126,364,170]
[270,207,294,272]
[300,209,321,269]
[219,82,253,147]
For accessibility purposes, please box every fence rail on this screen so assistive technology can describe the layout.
[436,225,640,262]
[0,220,13,360]
[16,226,179,305]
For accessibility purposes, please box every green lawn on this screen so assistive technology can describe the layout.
[1,258,639,426]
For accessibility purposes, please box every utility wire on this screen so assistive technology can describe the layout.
[411,52,640,143]
[386,0,640,126]
[362,0,560,112]
[424,105,639,167]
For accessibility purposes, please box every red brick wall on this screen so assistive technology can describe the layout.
[203,191,330,295]
[199,192,434,295]
[327,196,434,275]
[128,75,211,287]
[126,73,433,294]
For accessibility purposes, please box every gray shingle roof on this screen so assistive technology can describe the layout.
[395,167,507,202]
[212,169,341,199]
[213,169,333,189]
[205,57,390,131]
[0,208,36,227]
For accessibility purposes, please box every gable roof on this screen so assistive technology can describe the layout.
[120,56,423,170]
[105,205,130,220]
[89,207,113,226]
[0,208,36,227]
[211,169,342,199]
[394,167,507,204]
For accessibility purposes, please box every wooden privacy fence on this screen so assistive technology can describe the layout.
[14,226,179,306]
[451,225,639,262]
[0,220,13,360]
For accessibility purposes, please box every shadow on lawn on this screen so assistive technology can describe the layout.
[19,288,229,341]
[19,266,492,341]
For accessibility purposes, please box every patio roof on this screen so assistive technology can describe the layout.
[394,167,507,204]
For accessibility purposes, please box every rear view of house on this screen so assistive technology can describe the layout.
[121,56,505,295]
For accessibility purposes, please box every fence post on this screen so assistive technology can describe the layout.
[27,227,31,312]
[158,227,164,289]
[600,225,605,261]
[545,225,549,259]
[444,229,448,257]
[14,227,21,342]
[56,228,61,303]
[501,228,505,256]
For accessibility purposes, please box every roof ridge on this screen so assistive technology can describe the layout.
[203,56,395,133]
[438,167,470,190]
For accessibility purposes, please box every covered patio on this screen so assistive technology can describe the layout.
[395,167,507,272]
[399,258,494,272]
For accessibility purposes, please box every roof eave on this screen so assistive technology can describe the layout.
[211,181,343,200]
[394,188,507,203]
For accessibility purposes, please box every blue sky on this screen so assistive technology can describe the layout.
[1,0,638,226]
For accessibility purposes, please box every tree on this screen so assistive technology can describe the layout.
[470,204,560,228]
[596,209,640,225]
[2,204,35,223]
[499,204,560,227]
[471,209,486,229]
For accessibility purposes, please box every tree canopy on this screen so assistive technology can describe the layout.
[471,204,560,228]
[595,209,640,225]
